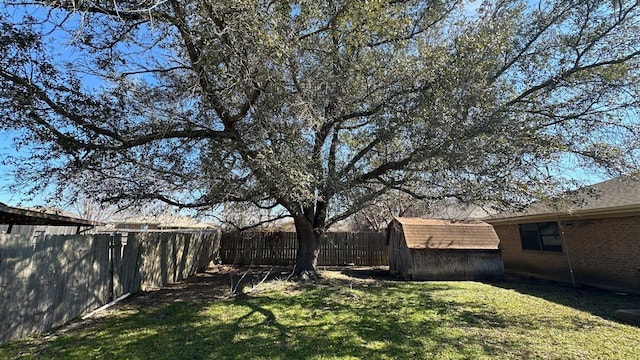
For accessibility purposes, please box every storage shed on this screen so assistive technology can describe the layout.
[386,217,504,280]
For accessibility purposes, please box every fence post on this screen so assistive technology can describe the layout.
[108,234,116,302]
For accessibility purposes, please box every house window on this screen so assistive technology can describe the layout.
[519,222,562,252]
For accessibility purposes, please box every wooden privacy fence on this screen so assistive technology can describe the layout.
[220,231,388,266]
[0,230,220,344]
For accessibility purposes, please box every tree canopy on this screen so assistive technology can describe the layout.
[2,0,640,274]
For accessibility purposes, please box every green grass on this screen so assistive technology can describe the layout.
[1,270,639,359]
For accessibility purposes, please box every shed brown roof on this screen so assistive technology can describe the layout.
[392,217,500,250]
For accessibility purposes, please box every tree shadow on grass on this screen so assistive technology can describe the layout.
[36,296,448,359]
[11,266,640,359]
[25,271,523,359]
[341,266,640,327]
[487,274,640,326]
[297,273,561,358]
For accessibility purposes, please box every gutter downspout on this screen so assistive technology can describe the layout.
[555,213,576,288]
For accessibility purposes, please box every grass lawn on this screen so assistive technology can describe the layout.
[1,266,639,359]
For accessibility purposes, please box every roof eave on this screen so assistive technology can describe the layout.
[0,203,105,227]
[485,204,640,225]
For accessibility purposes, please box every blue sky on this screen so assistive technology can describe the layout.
[0,2,143,207]
[0,130,53,206]
[0,135,19,205]
[0,0,614,208]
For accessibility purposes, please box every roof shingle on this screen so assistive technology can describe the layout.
[486,175,640,223]
[392,217,500,250]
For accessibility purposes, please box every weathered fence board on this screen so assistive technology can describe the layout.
[0,234,111,344]
[0,230,220,344]
[220,231,387,266]
[118,232,221,292]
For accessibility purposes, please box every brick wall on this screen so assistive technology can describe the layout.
[493,224,571,283]
[493,216,640,293]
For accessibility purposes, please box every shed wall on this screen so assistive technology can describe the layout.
[408,250,504,281]
[388,228,411,278]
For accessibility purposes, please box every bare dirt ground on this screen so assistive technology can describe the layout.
[46,265,391,339]
[126,265,389,305]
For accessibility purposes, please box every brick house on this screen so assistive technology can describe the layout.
[485,176,640,294]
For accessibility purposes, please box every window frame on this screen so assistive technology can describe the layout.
[518,221,562,252]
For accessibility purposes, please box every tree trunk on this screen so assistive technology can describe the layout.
[293,215,321,280]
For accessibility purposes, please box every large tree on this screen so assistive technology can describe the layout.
[2,0,640,277]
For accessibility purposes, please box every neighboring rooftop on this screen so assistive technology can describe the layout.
[485,175,640,224]
[388,217,500,250]
[112,214,215,230]
[426,204,494,220]
[0,202,104,228]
